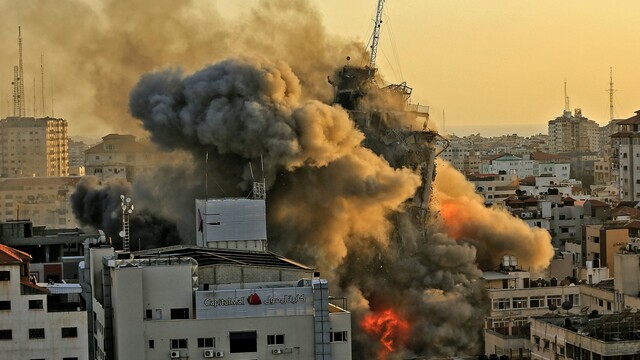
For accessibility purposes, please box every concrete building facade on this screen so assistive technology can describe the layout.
[0,116,69,177]
[84,134,159,181]
[548,109,600,154]
[0,244,87,359]
[0,176,82,228]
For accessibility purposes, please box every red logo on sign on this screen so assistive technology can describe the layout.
[247,293,262,305]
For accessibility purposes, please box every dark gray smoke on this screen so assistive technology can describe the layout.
[125,57,495,358]
[62,1,552,358]
[70,176,181,249]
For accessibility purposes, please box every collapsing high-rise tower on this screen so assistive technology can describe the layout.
[328,0,446,232]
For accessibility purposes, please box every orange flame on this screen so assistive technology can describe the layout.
[439,200,467,239]
[361,308,410,359]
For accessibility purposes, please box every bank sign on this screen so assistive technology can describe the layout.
[195,287,314,319]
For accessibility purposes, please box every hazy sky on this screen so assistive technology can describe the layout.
[308,0,640,135]
[2,0,639,138]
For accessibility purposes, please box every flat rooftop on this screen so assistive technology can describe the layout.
[133,245,313,270]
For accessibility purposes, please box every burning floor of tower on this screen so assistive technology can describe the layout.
[66,1,554,359]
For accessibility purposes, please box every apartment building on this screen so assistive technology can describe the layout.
[0,116,69,177]
[469,172,519,205]
[548,109,600,154]
[84,134,159,181]
[0,176,82,229]
[0,244,87,359]
[612,110,640,202]
[482,258,580,360]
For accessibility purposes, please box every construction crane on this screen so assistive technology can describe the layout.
[368,0,385,69]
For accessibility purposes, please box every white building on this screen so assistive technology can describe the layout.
[469,173,519,205]
[81,198,351,360]
[482,257,580,360]
[612,111,640,201]
[0,244,87,359]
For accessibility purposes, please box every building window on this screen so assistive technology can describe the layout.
[198,337,215,348]
[512,297,528,309]
[492,298,510,310]
[29,300,43,310]
[0,271,9,281]
[229,331,257,353]
[145,309,152,319]
[547,295,562,308]
[593,237,600,243]
[0,301,10,311]
[330,331,348,342]
[29,328,45,339]
[170,339,188,349]
[149,340,154,349]
[61,327,78,338]
[267,334,284,345]
[0,329,11,340]
[155,309,162,320]
[170,308,189,319]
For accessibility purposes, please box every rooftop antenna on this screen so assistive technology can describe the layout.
[607,67,617,121]
[204,151,208,199]
[119,195,134,252]
[17,27,25,118]
[12,66,19,117]
[368,0,385,70]
[442,108,446,134]
[33,77,36,117]
[41,54,45,117]
[564,80,570,114]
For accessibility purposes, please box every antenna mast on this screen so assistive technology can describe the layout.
[17,27,25,118]
[564,80,570,114]
[12,66,19,117]
[368,0,385,69]
[608,67,616,121]
[41,54,45,117]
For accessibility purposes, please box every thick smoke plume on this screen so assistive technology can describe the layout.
[432,159,554,271]
[34,0,556,358]
[0,0,359,137]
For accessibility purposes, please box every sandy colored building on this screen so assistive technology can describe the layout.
[0,116,69,178]
[0,176,81,229]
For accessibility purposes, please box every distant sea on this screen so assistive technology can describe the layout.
[443,123,548,137]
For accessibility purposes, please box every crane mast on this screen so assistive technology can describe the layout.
[368,0,385,69]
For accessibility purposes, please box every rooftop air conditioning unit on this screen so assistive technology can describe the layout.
[204,349,215,358]
[272,348,284,354]
[170,350,180,358]
[215,351,225,357]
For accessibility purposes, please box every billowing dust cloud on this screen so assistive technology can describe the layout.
[433,159,554,272]
[0,0,360,137]
[10,0,554,358]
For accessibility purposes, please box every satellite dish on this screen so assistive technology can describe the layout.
[120,195,125,200]
[561,301,573,311]
[126,197,131,204]
[119,230,125,238]
[549,304,557,311]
